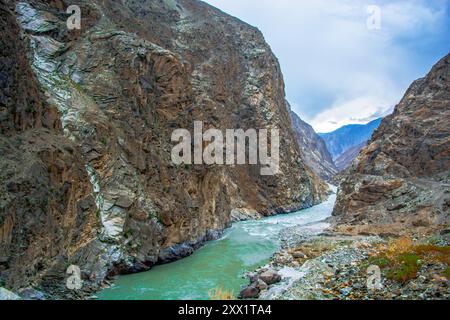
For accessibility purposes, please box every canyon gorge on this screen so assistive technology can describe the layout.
[0,0,448,300]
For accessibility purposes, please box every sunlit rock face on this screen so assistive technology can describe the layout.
[0,0,328,297]
[333,53,450,236]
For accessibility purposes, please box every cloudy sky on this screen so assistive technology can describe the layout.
[203,0,450,132]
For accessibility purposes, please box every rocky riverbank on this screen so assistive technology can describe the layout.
[240,227,449,300]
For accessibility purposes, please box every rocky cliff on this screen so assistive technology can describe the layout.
[289,109,338,182]
[333,53,450,236]
[0,0,328,297]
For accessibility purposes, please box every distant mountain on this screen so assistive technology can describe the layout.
[289,109,338,182]
[334,142,366,171]
[319,118,382,163]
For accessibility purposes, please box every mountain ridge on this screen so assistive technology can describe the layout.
[289,108,338,182]
[318,118,382,173]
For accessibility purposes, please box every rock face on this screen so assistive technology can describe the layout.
[320,118,382,163]
[0,1,106,297]
[289,109,338,182]
[0,0,328,297]
[333,54,450,235]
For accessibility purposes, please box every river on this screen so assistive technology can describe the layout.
[97,187,336,300]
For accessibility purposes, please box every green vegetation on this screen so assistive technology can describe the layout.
[100,137,108,146]
[123,229,133,239]
[368,237,449,284]
[95,209,101,220]
[386,253,421,283]
[368,256,391,269]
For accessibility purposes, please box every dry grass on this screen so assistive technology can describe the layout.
[289,240,341,265]
[385,237,414,259]
[413,245,450,265]
[208,286,235,300]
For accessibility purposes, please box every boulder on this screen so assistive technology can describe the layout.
[239,285,260,299]
[254,279,268,291]
[158,243,194,263]
[259,270,282,285]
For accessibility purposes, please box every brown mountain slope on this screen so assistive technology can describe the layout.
[289,108,338,182]
[333,53,450,236]
[0,0,328,297]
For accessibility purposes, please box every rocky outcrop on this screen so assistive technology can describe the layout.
[320,118,381,162]
[239,268,281,299]
[289,109,338,182]
[0,1,109,298]
[0,0,328,297]
[333,53,450,236]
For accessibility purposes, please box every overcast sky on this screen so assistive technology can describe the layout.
[203,0,450,132]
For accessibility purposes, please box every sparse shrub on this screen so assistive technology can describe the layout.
[123,229,133,239]
[208,286,234,300]
[413,245,450,265]
[368,256,391,269]
[386,253,420,283]
[368,237,449,284]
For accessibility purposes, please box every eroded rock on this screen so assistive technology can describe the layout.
[333,53,450,236]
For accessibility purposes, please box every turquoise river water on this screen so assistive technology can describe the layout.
[98,189,336,300]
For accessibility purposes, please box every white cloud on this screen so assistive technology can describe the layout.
[203,0,449,132]
[311,96,393,132]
